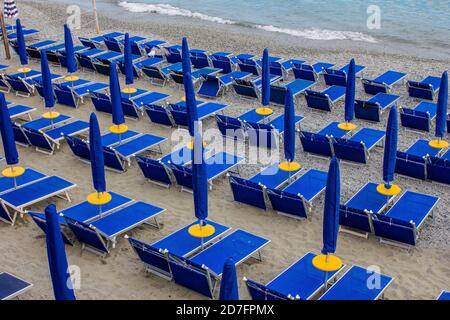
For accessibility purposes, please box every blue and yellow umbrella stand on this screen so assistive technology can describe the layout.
[188,221,216,238]
[337,121,357,131]
[255,107,273,116]
[86,191,112,205]
[429,139,449,149]
[278,161,301,172]
[376,183,401,196]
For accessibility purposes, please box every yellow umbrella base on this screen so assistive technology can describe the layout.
[188,223,216,238]
[17,67,31,73]
[278,161,301,172]
[187,140,207,150]
[86,192,112,205]
[428,139,449,149]
[255,107,273,115]
[312,254,343,272]
[2,166,25,178]
[64,75,79,82]
[42,111,60,119]
[376,183,401,196]
[121,87,137,94]
[110,124,129,134]
[337,122,357,131]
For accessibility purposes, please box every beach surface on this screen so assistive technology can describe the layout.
[0,0,449,300]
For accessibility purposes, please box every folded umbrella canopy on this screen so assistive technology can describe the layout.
[40,50,58,119]
[256,48,273,116]
[429,71,449,149]
[181,37,191,76]
[45,204,76,300]
[15,19,28,69]
[377,106,401,195]
[183,71,199,137]
[219,258,239,300]
[123,33,135,90]
[339,58,357,131]
[64,24,77,77]
[109,62,128,138]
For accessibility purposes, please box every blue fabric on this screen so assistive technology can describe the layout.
[40,51,55,109]
[182,37,191,76]
[322,157,340,255]
[15,19,28,66]
[64,24,76,74]
[219,258,239,300]
[435,71,448,138]
[44,204,76,300]
[109,62,124,126]
[123,33,134,86]
[192,132,208,221]
[89,113,106,193]
[261,48,270,106]
[284,87,295,162]
[183,72,198,136]
[383,106,398,185]
[344,59,356,122]
[0,93,19,165]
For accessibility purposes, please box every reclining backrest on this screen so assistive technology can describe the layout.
[104,37,121,53]
[229,175,266,209]
[13,123,30,145]
[92,59,111,76]
[130,41,143,56]
[292,64,316,82]
[90,91,112,114]
[399,107,431,132]
[54,84,77,107]
[407,81,434,100]
[127,236,172,279]
[120,97,140,119]
[269,84,288,105]
[332,138,367,163]
[166,47,182,64]
[57,52,68,68]
[168,254,216,298]
[170,70,184,84]
[245,278,291,300]
[339,205,373,234]
[190,52,209,69]
[361,78,387,95]
[267,188,308,219]
[269,61,284,77]
[23,127,52,151]
[5,75,30,94]
[76,53,96,70]
[32,79,45,97]
[170,163,193,189]
[299,131,333,157]
[395,151,426,180]
[210,55,232,74]
[145,104,173,126]
[167,104,188,127]
[78,37,96,49]
[237,57,258,75]
[372,213,416,246]
[305,90,332,111]
[354,99,381,122]
[65,217,109,255]
[198,75,221,97]
[64,135,90,161]
[136,156,172,186]
[28,212,73,245]
[103,146,125,172]
[246,121,277,149]
[426,156,450,185]
[323,69,347,86]
[141,65,165,80]
[215,114,245,140]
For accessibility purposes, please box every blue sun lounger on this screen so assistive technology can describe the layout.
[22,120,89,154]
[92,51,123,75]
[65,201,165,256]
[265,59,305,79]
[426,152,450,185]
[169,102,228,128]
[0,176,75,225]
[170,67,221,85]
[362,70,407,95]
[245,252,345,300]
[141,62,182,85]
[8,104,35,120]
[354,93,400,122]
[345,182,395,214]
[323,64,366,86]
[122,90,170,119]
[169,229,270,298]
[215,108,273,140]
[403,139,442,158]
[267,169,328,219]
[437,291,450,300]
[170,152,243,192]
[0,272,33,300]
[103,134,166,172]
[232,74,281,99]
[127,220,230,280]
[235,54,259,75]
[197,71,251,98]
[229,162,303,210]
[209,52,236,74]
[292,62,334,82]
[407,76,441,100]
[4,70,42,97]
[54,81,108,108]
[14,114,72,145]
[400,101,437,132]
[0,168,45,195]
[56,45,89,67]
[269,79,315,105]
[319,265,393,300]
[247,114,304,148]
[372,191,439,247]
[331,128,385,164]
[25,40,57,59]
[75,48,106,70]
[305,85,346,111]
[7,28,39,40]
[144,104,175,127]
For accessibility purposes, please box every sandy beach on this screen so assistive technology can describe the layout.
[0,0,449,300]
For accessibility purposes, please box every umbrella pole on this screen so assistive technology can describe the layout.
[11,166,17,189]
[324,254,329,290]
[200,220,204,250]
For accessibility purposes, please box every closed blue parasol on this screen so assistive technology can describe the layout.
[15,19,28,67]
[261,48,270,106]
[89,113,106,194]
[45,204,76,300]
[0,93,19,165]
[284,87,295,163]
[430,71,449,149]
[322,156,340,255]
[184,71,198,137]
[109,62,124,127]
[182,37,191,76]
[40,50,55,110]
[64,24,77,74]
[123,33,134,86]
[219,258,239,300]
[339,59,356,131]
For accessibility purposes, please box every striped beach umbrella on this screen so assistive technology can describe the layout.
[4,1,18,19]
